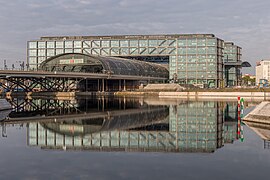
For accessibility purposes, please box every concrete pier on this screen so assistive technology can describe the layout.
[243,101,270,125]
[5,91,270,101]
[115,91,270,101]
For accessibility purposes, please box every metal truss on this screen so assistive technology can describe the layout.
[0,77,82,92]
[7,98,80,116]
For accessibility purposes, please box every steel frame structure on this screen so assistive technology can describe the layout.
[0,76,79,92]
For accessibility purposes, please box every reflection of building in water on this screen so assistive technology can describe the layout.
[223,103,238,143]
[27,101,239,153]
[169,102,224,152]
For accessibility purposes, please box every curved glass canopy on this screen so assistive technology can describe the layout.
[40,53,169,79]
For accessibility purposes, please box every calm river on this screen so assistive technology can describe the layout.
[0,97,269,180]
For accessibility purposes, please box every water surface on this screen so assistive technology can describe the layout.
[0,97,269,180]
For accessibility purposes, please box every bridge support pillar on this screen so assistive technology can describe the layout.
[123,80,126,91]
[98,79,100,91]
[119,80,121,91]
[102,79,105,92]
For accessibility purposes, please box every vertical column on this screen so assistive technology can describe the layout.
[106,80,108,91]
[97,79,99,91]
[85,79,87,92]
[102,79,105,92]
[123,79,126,91]
[132,81,135,90]
[119,79,121,91]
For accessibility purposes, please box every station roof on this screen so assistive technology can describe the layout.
[40,53,169,79]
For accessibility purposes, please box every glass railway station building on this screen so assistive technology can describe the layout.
[27,34,249,88]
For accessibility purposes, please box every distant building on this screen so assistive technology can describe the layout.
[256,60,270,85]
[27,34,250,88]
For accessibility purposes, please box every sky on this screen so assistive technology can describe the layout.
[0,0,270,74]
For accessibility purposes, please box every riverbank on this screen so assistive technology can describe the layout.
[4,90,270,101]
[115,91,270,101]
[243,101,270,125]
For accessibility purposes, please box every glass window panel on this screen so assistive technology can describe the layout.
[197,39,206,46]
[74,41,81,48]
[149,40,157,47]
[178,39,186,46]
[168,48,176,55]
[187,47,196,54]
[101,40,110,47]
[83,41,91,48]
[178,56,186,62]
[56,49,64,55]
[148,47,157,54]
[111,40,119,47]
[111,48,120,55]
[92,48,100,55]
[139,40,148,47]
[37,49,45,56]
[130,48,138,54]
[120,48,129,55]
[120,40,129,47]
[178,47,186,54]
[197,47,206,54]
[158,47,166,54]
[83,49,91,54]
[101,48,110,55]
[187,56,197,63]
[38,57,45,64]
[65,49,73,53]
[38,42,45,48]
[47,49,55,56]
[206,39,217,46]
[158,40,166,46]
[139,47,148,54]
[207,47,216,54]
[167,40,176,46]
[29,50,37,56]
[187,39,192,46]
[92,40,100,47]
[130,40,138,47]
[29,57,37,64]
[65,41,73,48]
[74,49,81,53]
[47,41,55,48]
[29,42,37,49]
[56,41,64,48]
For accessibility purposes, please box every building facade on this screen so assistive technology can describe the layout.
[27,34,242,88]
[223,42,242,86]
[256,60,270,85]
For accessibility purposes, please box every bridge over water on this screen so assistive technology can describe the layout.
[0,53,168,92]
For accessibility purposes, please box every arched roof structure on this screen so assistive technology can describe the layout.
[40,53,169,79]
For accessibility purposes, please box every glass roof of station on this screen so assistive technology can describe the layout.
[40,53,169,79]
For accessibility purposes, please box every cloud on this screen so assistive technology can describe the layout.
[0,0,270,74]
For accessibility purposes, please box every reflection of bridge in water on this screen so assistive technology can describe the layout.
[1,98,240,153]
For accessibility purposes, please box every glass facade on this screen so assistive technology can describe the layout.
[223,42,242,86]
[40,53,168,79]
[169,101,223,149]
[27,34,242,88]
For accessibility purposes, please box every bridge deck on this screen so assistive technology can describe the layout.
[0,70,166,80]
